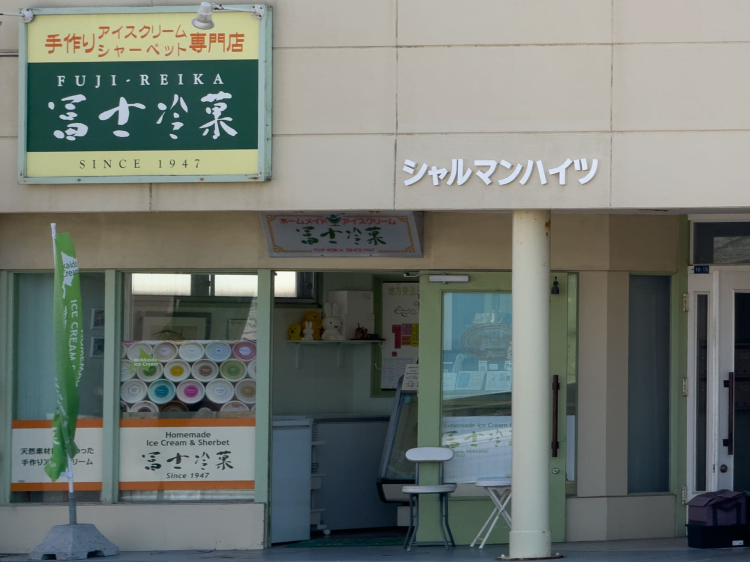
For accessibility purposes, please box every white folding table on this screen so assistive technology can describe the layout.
[470,477,512,549]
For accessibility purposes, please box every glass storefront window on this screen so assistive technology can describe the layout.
[627,275,671,494]
[694,222,750,264]
[12,273,105,503]
[119,273,258,502]
[441,292,512,484]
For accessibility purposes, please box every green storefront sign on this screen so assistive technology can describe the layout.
[18,6,272,184]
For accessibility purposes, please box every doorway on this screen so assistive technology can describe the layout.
[417,272,573,544]
[270,271,416,546]
[688,270,750,497]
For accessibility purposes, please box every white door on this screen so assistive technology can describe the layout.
[688,270,750,498]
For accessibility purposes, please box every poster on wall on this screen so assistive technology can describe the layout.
[442,416,512,484]
[11,420,103,491]
[381,282,419,391]
[119,419,255,490]
[18,6,272,184]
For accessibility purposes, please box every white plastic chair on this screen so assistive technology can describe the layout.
[402,447,457,551]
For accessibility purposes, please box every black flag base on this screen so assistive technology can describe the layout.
[29,524,119,560]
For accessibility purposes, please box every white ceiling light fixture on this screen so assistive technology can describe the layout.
[428,274,470,284]
[0,9,35,25]
[191,2,265,30]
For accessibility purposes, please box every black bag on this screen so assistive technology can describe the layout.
[687,490,747,526]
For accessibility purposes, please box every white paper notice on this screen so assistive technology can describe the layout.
[485,371,512,393]
[442,416,512,484]
[456,371,485,392]
[443,372,458,392]
[381,283,420,390]
[403,364,419,391]
[382,357,415,390]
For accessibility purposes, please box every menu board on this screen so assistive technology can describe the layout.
[380,283,420,390]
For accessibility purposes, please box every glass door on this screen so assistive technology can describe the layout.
[719,272,750,493]
[689,270,750,496]
[417,272,571,545]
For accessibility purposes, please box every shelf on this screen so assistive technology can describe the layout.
[288,340,384,368]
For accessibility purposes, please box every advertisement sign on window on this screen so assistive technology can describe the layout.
[119,419,255,491]
[11,420,103,491]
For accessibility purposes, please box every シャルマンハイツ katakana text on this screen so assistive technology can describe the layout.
[403,158,599,187]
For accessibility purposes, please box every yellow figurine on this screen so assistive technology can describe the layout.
[303,310,323,340]
[287,323,302,341]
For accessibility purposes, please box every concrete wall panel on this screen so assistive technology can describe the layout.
[398,46,612,134]
[614,45,750,132]
[399,0,611,46]
[606,495,676,540]
[0,503,265,552]
[577,271,609,497]
[551,214,610,271]
[614,0,750,44]
[0,57,18,138]
[273,48,396,135]
[612,132,750,210]
[610,215,678,273]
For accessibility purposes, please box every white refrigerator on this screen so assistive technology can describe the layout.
[271,417,312,544]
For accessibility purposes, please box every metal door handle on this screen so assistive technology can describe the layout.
[724,372,735,455]
[551,375,560,457]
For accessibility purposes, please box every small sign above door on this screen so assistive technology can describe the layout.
[261,212,423,258]
[694,265,710,274]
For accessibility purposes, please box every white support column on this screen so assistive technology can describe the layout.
[510,210,552,559]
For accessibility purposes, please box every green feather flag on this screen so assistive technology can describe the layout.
[45,227,84,481]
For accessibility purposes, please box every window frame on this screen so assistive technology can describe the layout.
[0,269,274,507]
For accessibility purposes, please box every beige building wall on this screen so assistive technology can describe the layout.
[0,0,749,212]
[0,502,265,552]
[0,212,678,272]
[0,0,705,546]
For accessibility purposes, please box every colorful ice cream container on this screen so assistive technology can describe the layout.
[220,359,247,382]
[163,360,191,382]
[121,379,148,404]
[179,341,205,362]
[177,380,205,404]
[221,401,250,412]
[206,379,234,404]
[148,380,176,404]
[235,379,257,404]
[161,401,188,413]
[126,342,153,361]
[120,360,136,382]
[130,401,159,413]
[191,359,220,382]
[153,341,179,362]
[137,361,163,382]
[246,360,257,380]
[205,341,232,362]
[232,341,257,362]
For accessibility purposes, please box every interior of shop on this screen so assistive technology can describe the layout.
[270,271,420,546]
